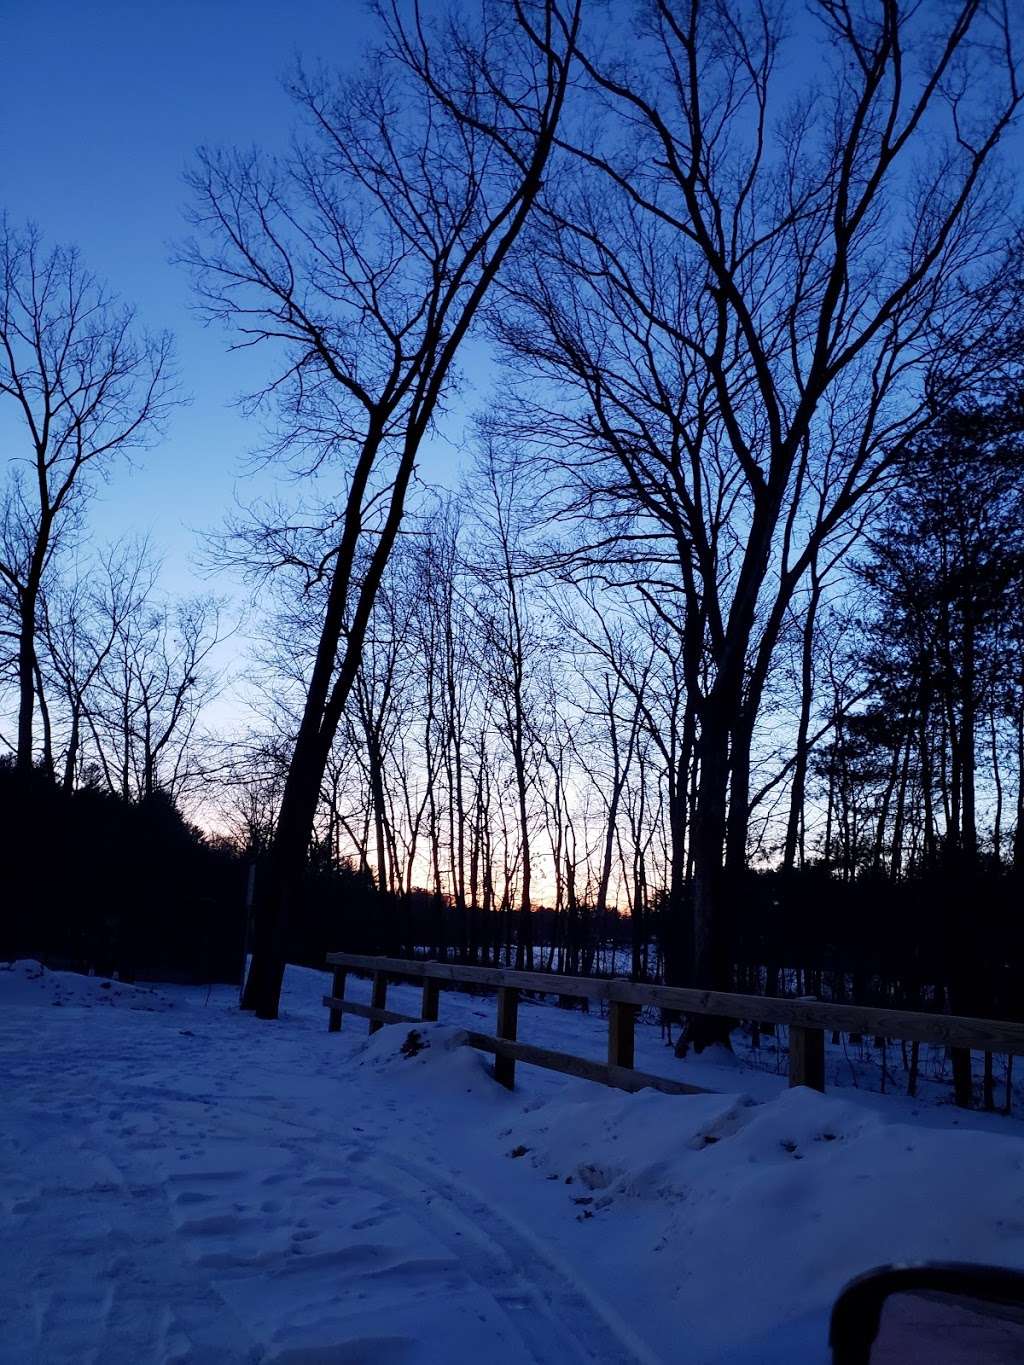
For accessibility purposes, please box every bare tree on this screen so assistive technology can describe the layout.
[39,540,152,791]
[183,0,580,1017]
[86,590,223,804]
[469,441,549,967]
[0,218,175,773]
[497,0,1022,1033]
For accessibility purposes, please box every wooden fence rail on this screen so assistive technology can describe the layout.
[323,952,1024,1104]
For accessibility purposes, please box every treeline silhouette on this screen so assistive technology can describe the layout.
[349,864,1024,1025]
[0,763,373,984]
[2,763,244,981]
[10,746,1020,1040]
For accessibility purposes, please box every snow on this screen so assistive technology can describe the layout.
[0,958,177,1010]
[3,959,1024,1363]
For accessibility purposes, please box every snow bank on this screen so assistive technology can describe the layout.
[497,1080,1024,1361]
[4,960,1024,1363]
[342,1008,1024,1361]
[353,1020,515,1103]
[0,958,176,1011]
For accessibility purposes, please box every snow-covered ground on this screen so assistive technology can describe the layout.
[3,958,1024,1364]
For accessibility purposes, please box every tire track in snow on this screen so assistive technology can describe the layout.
[230,1101,658,1365]
[355,1144,662,1365]
[3,993,660,1362]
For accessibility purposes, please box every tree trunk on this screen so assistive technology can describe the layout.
[684,697,734,1050]
[241,491,369,1017]
[33,652,54,779]
[62,700,82,793]
[725,705,753,876]
[783,577,822,872]
[663,698,695,986]
[991,709,1003,866]
[1013,706,1024,872]
[960,607,977,866]
[242,729,327,1016]
[16,582,40,773]
[889,730,914,879]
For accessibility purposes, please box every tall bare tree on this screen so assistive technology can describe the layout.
[470,441,549,967]
[184,0,580,1017]
[497,0,1022,1034]
[0,219,175,773]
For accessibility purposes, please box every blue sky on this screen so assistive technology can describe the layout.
[1,0,395,603]
[4,1,1020,718]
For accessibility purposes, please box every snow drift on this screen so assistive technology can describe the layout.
[3,961,1024,1363]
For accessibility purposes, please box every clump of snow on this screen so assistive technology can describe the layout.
[355,1021,518,1104]
[0,958,176,1011]
[517,1085,752,1198]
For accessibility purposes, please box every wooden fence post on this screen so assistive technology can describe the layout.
[369,971,388,1034]
[608,999,636,1070]
[421,977,440,1023]
[327,967,347,1033]
[789,1024,825,1091]
[495,986,519,1089]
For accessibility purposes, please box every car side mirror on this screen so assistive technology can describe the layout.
[830,1263,1024,1364]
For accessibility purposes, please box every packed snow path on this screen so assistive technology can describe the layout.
[4,960,1024,1363]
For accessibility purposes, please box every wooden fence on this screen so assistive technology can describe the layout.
[323,952,1024,1104]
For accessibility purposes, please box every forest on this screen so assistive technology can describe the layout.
[3,0,1023,1055]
